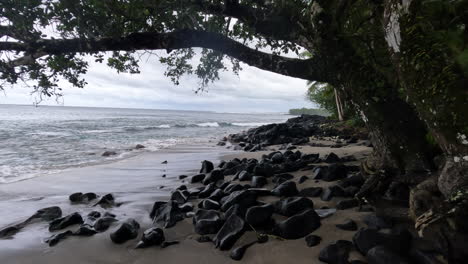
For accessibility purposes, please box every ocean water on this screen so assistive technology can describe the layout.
[0,104,290,183]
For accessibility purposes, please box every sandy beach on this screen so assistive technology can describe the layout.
[0,140,373,264]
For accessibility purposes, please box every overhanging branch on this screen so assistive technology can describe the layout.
[0,29,328,81]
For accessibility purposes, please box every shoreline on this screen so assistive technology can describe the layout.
[0,135,376,263]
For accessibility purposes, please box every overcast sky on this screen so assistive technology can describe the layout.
[0,50,314,113]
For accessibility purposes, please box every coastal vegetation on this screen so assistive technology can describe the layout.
[0,0,467,262]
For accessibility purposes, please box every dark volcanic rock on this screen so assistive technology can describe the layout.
[338,174,365,188]
[245,203,274,226]
[224,183,244,194]
[110,218,140,244]
[102,151,117,157]
[298,175,309,184]
[149,201,167,219]
[230,241,256,261]
[203,169,224,185]
[276,209,321,239]
[305,234,322,247]
[363,214,393,230]
[198,183,217,198]
[272,173,294,184]
[193,209,224,235]
[94,217,118,232]
[251,176,267,188]
[94,193,115,208]
[271,152,284,164]
[220,190,257,211]
[179,202,194,212]
[312,167,327,180]
[315,208,337,219]
[190,173,205,183]
[271,181,299,197]
[237,171,252,181]
[321,185,347,201]
[274,197,314,217]
[200,160,214,174]
[136,227,165,248]
[0,206,62,238]
[318,240,353,264]
[322,164,348,182]
[336,219,358,231]
[213,214,245,250]
[336,199,359,210]
[72,224,97,236]
[69,192,84,202]
[178,175,188,180]
[367,246,409,264]
[49,212,83,231]
[46,230,73,246]
[171,190,189,204]
[199,199,220,210]
[324,152,341,163]
[208,189,225,201]
[298,187,323,197]
[152,201,185,228]
[352,228,412,255]
[253,163,274,177]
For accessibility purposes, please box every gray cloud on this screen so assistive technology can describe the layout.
[1,52,315,113]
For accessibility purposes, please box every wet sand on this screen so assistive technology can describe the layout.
[0,141,372,264]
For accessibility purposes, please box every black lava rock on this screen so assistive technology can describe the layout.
[298,175,309,184]
[110,218,140,244]
[190,173,205,183]
[321,185,347,201]
[276,209,321,239]
[274,197,314,217]
[193,209,224,235]
[200,199,220,210]
[74,225,98,236]
[94,193,115,208]
[200,160,214,174]
[230,241,256,261]
[49,212,83,232]
[46,230,73,247]
[336,199,359,210]
[305,234,322,247]
[336,219,358,231]
[203,169,224,185]
[136,227,165,248]
[352,228,412,255]
[245,203,274,226]
[324,152,341,163]
[94,217,118,232]
[213,214,245,250]
[251,176,268,188]
[322,164,348,182]
[152,200,185,228]
[318,240,353,264]
[298,187,323,197]
[271,181,299,197]
[220,190,257,211]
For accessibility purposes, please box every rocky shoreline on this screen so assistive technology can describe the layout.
[0,116,444,263]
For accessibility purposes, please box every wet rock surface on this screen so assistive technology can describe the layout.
[49,212,83,232]
[276,209,321,239]
[110,218,140,244]
[213,214,245,250]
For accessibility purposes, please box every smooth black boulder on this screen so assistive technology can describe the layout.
[315,208,337,218]
[298,187,323,197]
[213,214,245,250]
[49,212,83,232]
[321,185,347,201]
[149,201,167,219]
[245,203,274,226]
[271,152,284,164]
[271,181,299,197]
[178,202,194,212]
[363,214,392,230]
[152,201,185,228]
[312,167,327,180]
[200,160,214,174]
[336,219,358,231]
[338,174,365,188]
[352,228,412,255]
[199,199,220,210]
[203,169,224,185]
[178,175,188,180]
[298,175,309,184]
[208,189,225,201]
[74,225,98,236]
[367,246,409,264]
[94,217,118,232]
[46,230,73,246]
[230,241,256,261]
[136,227,165,248]
[324,152,341,163]
[69,192,84,202]
[336,199,359,210]
[190,173,205,183]
[193,209,224,235]
[171,190,188,204]
[305,234,322,247]
[253,163,274,177]
[322,164,348,182]
[224,183,244,194]
[110,218,140,244]
[251,176,267,188]
[0,206,62,238]
[198,183,217,198]
[272,173,294,184]
[276,209,321,239]
[274,197,314,217]
[237,171,252,181]
[318,240,353,264]
[94,193,115,208]
[220,190,257,211]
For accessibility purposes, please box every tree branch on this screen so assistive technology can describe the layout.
[0,29,328,81]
